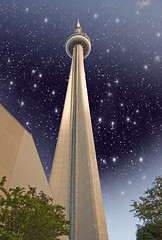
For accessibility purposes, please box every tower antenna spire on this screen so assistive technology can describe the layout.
[77,19,80,27]
[75,19,82,33]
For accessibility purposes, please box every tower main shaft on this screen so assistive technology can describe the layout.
[49,21,108,240]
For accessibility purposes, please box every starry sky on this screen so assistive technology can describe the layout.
[0,0,162,239]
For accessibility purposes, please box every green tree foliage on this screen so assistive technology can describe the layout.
[130,176,162,240]
[136,222,162,240]
[0,177,69,240]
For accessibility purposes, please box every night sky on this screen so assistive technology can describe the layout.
[0,0,162,239]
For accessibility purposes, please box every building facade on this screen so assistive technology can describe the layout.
[0,104,53,198]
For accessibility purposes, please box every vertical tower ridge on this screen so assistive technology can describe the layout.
[49,22,109,240]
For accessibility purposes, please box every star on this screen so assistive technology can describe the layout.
[55,108,58,113]
[157,32,161,37]
[94,14,98,18]
[126,117,130,122]
[111,121,115,126]
[139,157,143,162]
[20,101,24,106]
[111,121,115,129]
[114,79,119,84]
[144,64,148,70]
[39,73,42,78]
[112,157,116,162]
[103,159,106,164]
[108,92,112,97]
[26,122,29,126]
[101,159,107,165]
[98,117,102,123]
[115,18,120,23]
[44,18,48,23]
[154,55,160,62]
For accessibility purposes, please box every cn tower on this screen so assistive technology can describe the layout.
[49,20,109,240]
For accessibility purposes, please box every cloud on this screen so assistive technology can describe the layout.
[137,0,151,8]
